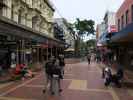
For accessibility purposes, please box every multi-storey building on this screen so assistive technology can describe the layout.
[116,0,133,31]
[110,0,133,69]
[54,18,74,50]
[0,0,54,37]
[96,22,105,40]
[53,22,65,42]
[104,11,117,33]
[0,0,64,71]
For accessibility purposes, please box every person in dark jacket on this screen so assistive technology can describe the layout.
[43,56,55,93]
[58,54,65,77]
[87,54,91,64]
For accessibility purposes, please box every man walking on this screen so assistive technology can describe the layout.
[58,54,65,78]
[43,57,54,94]
[87,53,91,65]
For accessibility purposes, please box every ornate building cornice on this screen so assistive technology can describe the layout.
[44,0,55,11]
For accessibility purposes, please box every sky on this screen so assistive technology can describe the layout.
[51,0,124,24]
[51,0,124,41]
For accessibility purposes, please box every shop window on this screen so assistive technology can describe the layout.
[125,10,129,25]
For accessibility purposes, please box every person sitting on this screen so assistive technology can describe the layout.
[103,64,124,88]
[12,64,34,80]
[21,64,34,80]
[111,68,123,87]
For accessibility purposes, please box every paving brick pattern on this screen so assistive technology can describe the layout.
[0,61,133,100]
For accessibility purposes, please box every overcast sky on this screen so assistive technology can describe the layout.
[51,0,124,24]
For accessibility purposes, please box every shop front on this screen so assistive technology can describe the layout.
[110,23,133,70]
[0,17,65,76]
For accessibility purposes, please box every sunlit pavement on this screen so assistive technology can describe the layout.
[0,62,133,100]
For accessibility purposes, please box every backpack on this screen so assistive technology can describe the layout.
[52,60,62,78]
[59,57,65,66]
[45,62,54,75]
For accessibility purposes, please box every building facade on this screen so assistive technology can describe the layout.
[109,0,133,70]
[96,22,105,40]
[53,22,65,42]
[0,0,64,71]
[116,0,133,31]
[104,11,117,33]
[0,0,54,37]
[54,18,74,50]
[97,11,117,46]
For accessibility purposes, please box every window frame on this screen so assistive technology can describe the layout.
[125,10,129,25]
[121,15,124,29]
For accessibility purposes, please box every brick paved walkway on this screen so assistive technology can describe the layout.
[0,62,133,100]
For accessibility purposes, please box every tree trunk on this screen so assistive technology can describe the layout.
[74,38,80,57]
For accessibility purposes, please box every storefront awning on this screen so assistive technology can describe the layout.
[111,23,133,43]
[98,32,113,46]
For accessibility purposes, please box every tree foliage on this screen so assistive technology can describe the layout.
[86,39,96,48]
[67,18,95,57]
[74,18,95,37]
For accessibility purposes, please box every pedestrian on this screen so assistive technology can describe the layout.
[43,56,55,94]
[51,58,62,95]
[96,53,101,63]
[87,54,91,65]
[58,54,65,77]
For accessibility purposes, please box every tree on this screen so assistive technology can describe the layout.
[86,39,96,50]
[71,18,95,57]
[74,18,95,38]
[67,18,95,57]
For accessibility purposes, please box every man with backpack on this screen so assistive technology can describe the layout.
[43,56,55,94]
[43,56,63,95]
[87,53,91,65]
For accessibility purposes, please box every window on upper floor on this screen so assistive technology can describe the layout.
[125,10,129,25]
[18,9,23,24]
[11,4,14,20]
[0,1,3,15]
[32,16,38,29]
[121,15,124,29]
[131,5,133,22]
[118,19,120,31]
[32,0,34,7]
[0,7,2,16]
[0,0,7,16]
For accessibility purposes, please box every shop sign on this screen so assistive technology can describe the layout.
[41,44,48,48]
[108,25,117,33]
